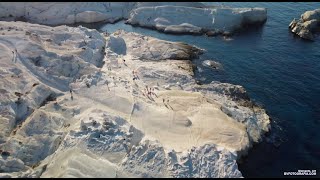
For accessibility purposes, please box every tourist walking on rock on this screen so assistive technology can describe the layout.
[11,50,14,61]
[70,88,73,100]
[105,80,110,91]
[152,88,157,97]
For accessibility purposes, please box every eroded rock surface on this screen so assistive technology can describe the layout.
[0,2,267,36]
[0,22,270,178]
[126,6,267,35]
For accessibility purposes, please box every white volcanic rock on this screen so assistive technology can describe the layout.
[0,2,136,25]
[0,2,267,36]
[134,2,206,9]
[0,21,106,169]
[167,144,242,178]
[110,30,203,60]
[0,21,105,91]
[0,22,270,178]
[39,110,242,178]
[0,2,207,26]
[289,9,320,41]
[194,81,270,147]
[126,6,267,35]
[122,140,243,178]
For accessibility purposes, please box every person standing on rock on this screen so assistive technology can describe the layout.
[132,70,136,80]
[70,88,73,100]
[152,88,157,97]
[11,50,14,61]
[105,80,110,91]
[144,88,147,96]
[134,70,139,80]
[122,58,127,67]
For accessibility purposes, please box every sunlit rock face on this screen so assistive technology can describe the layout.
[126,6,267,35]
[289,9,320,41]
[0,2,266,36]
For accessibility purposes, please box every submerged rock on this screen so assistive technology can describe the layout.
[202,60,223,70]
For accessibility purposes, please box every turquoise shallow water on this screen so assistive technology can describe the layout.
[80,2,320,177]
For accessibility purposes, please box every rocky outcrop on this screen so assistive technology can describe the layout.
[111,30,204,60]
[0,2,136,25]
[126,6,267,36]
[0,157,26,173]
[0,2,203,25]
[0,21,106,170]
[0,21,270,178]
[0,2,267,37]
[289,9,320,41]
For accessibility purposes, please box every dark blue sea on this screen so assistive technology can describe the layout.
[82,2,320,177]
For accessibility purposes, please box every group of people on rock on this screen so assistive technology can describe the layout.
[162,97,173,110]
[143,85,157,100]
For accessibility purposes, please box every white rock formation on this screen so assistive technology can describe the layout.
[126,6,267,35]
[0,21,270,177]
[289,9,320,41]
[0,2,206,26]
[134,2,206,8]
[0,2,136,25]
[0,21,106,169]
[0,2,267,36]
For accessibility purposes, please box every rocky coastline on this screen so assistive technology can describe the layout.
[0,2,270,178]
